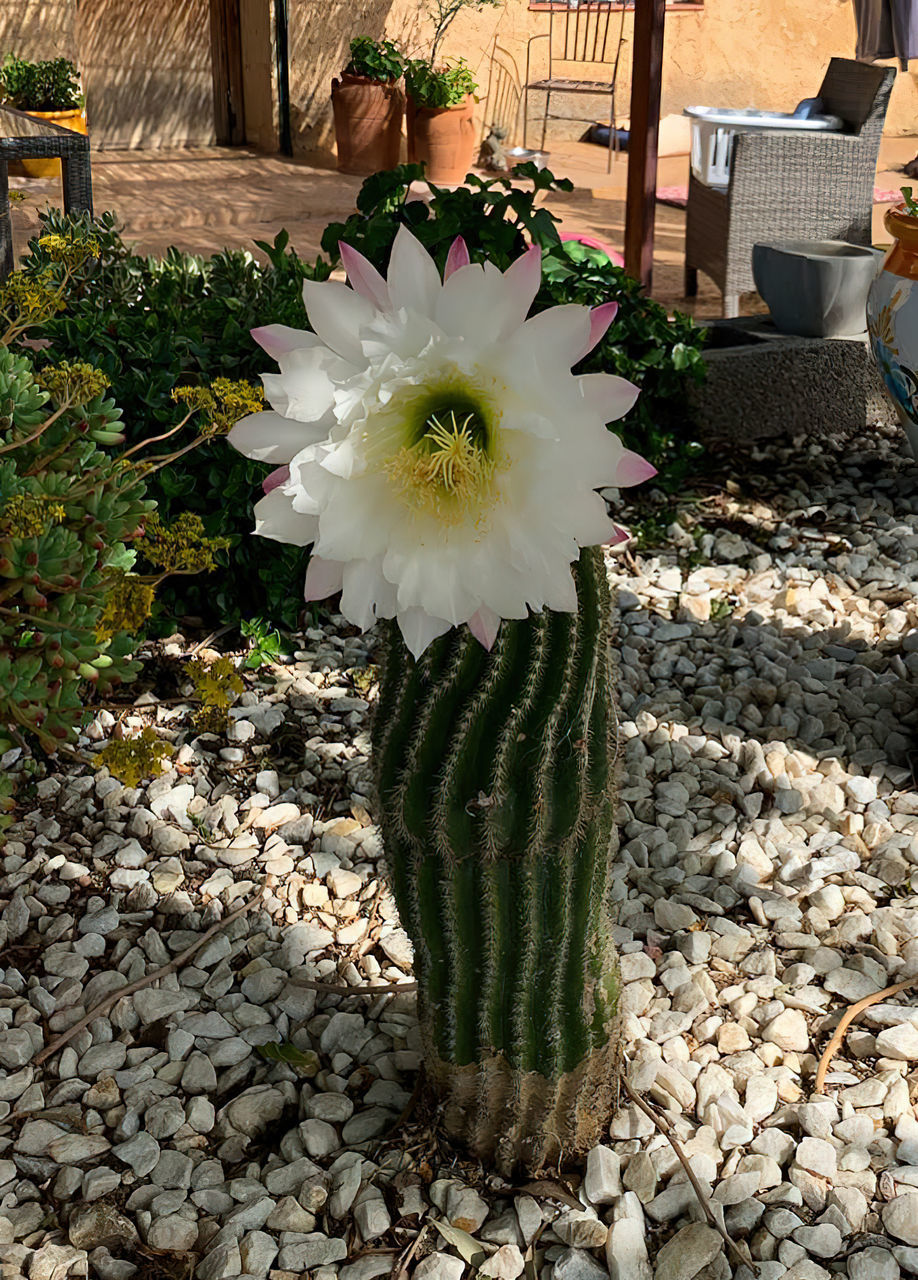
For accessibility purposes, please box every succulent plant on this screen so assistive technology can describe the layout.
[0,344,151,749]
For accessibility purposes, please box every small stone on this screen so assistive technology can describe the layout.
[584,1145,622,1206]
[763,1008,809,1052]
[113,1132,160,1176]
[885,1195,918,1246]
[652,1223,721,1280]
[876,1024,918,1062]
[445,1184,489,1232]
[848,1249,899,1280]
[239,1230,278,1277]
[791,1224,842,1259]
[553,1210,608,1250]
[48,1134,111,1163]
[606,1218,651,1280]
[277,1234,348,1270]
[414,1253,466,1280]
[478,1247,525,1280]
[795,1138,837,1180]
[0,1028,36,1069]
[553,1249,608,1280]
[68,1202,139,1251]
[146,1216,198,1252]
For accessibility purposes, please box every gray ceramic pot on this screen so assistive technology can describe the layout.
[752,240,883,338]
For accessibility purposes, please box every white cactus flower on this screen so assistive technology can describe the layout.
[229,226,655,657]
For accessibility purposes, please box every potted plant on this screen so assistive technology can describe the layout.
[331,37,405,177]
[405,58,478,184]
[867,187,918,461]
[0,53,87,178]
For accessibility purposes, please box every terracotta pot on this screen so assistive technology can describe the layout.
[20,108,88,179]
[331,73,403,176]
[406,95,476,185]
[867,206,918,459]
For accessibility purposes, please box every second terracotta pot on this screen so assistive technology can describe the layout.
[406,95,476,185]
[332,73,404,176]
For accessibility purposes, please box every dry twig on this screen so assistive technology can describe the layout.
[34,889,265,1065]
[620,1077,750,1271]
[814,974,918,1094]
[289,976,417,996]
[392,1224,427,1280]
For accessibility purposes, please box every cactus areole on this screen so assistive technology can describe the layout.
[229,227,657,1171]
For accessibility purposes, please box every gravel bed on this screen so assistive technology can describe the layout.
[2,420,918,1280]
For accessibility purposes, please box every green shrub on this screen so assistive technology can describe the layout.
[321,164,707,480]
[344,37,404,83]
[19,211,330,630]
[0,53,81,111]
[404,58,477,108]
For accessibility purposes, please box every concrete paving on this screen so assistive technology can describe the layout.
[8,133,917,322]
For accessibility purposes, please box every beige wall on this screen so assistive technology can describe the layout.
[0,0,78,63]
[288,0,918,168]
[76,0,215,148]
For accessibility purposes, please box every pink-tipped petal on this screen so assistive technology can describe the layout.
[502,243,543,325]
[339,241,391,311]
[445,236,471,280]
[605,524,630,546]
[251,324,315,360]
[304,555,345,602]
[468,605,500,651]
[616,449,658,487]
[262,465,290,495]
[582,301,619,357]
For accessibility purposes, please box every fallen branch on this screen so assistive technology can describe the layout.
[289,976,417,995]
[392,1224,427,1280]
[620,1077,750,1272]
[34,889,265,1065]
[814,974,918,1094]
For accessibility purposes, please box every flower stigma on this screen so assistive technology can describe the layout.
[385,402,500,524]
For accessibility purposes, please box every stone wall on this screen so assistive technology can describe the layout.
[75,0,215,149]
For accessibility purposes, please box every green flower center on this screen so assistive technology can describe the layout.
[382,383,503,523]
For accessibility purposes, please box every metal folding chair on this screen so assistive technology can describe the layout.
[524,3,628,170]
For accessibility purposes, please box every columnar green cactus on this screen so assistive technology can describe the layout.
[372,546,620,1173]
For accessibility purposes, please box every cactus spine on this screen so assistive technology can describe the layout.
[372,546,620,1173]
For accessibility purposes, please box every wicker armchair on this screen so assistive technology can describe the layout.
[684,59,895,317]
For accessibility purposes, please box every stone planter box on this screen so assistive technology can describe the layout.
[686,316,897,442]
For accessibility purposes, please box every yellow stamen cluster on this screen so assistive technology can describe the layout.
[386,409,496,522]
[37,360,110,406]
[172,378,264,436]
[0,493,66,537]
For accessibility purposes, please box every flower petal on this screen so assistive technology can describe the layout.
[580,302,619,359]
[398,607,452,659]
[445,236,470,279]
[304,554,345,601]
[468,605,500,650]
[387,225,442,316]
[251,324,320,361]
[253,488,317,546]
[616,449,658,486]
[301,278,375,362]
[501,244,542,329]
[339,242,391,311]
[263,465,290,494]
[578,372,640,423]
[229,410,328,464]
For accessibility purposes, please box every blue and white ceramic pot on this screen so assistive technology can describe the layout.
[867,205,918,460]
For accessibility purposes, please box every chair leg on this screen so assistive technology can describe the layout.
[684,266,698,297]
[541,91,549,155]
[523,85,529,151]
[722,292,739,318]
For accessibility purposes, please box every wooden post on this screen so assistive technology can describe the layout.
[624,0,666,288]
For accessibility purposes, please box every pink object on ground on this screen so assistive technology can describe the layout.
[559,231,625,268]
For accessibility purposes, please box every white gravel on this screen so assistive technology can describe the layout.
[2,419,918,1280]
